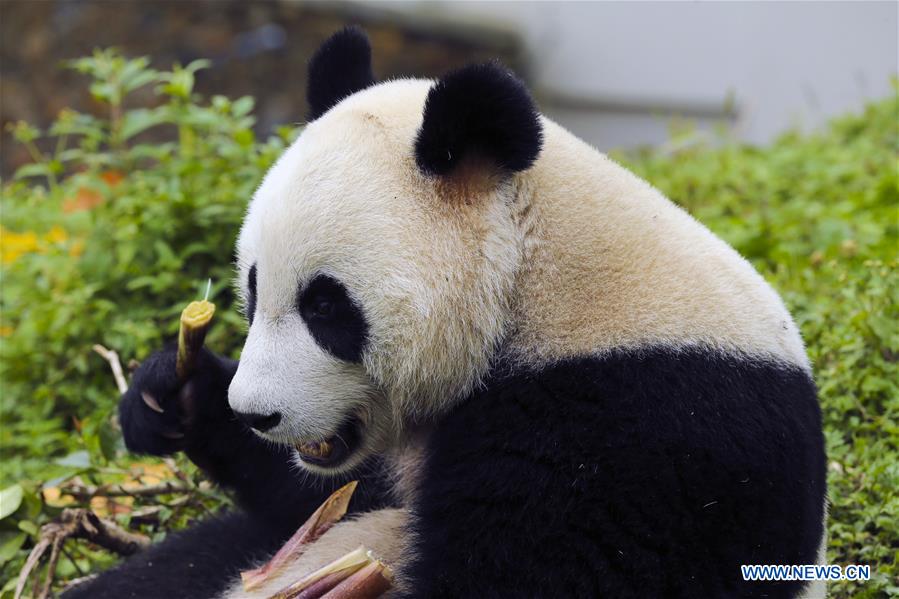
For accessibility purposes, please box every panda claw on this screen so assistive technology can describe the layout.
[141,391,165,413]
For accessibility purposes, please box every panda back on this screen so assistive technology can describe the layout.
[507,118,808,372]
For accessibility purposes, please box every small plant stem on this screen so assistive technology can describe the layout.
[92,344,128,394]
[61,481,192,499]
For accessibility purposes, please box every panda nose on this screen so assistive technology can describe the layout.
[234,411,282,432]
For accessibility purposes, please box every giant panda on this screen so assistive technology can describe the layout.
[65,27,827,599]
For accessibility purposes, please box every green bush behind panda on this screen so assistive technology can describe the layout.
[65,27,826,599]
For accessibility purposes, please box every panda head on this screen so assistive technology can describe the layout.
[228,27,543,474]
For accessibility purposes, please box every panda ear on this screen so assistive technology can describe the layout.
[307,26,375,121]
[415,62,543,177]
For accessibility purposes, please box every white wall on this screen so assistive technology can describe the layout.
[365,1,898,150]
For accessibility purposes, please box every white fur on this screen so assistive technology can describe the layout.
[506,118,808,368]
[797,507,829,599]
[231,80,521,461]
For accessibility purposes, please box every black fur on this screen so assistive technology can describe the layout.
[246,262,257,326]
[71,346,395,598]
[62,511,284,599]
[398,348,826,598]
[298,274,369,363]
[306,26,375,121]
[414,62,543,176]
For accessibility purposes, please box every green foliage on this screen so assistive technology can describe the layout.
[1,50,896,597]
[0,50,291,597]
[1,49,294,481]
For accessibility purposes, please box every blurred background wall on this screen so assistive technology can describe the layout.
[2,0,896,175]
[388,1,898,148]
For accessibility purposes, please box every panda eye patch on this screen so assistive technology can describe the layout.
[298,275,368,363]
[246,263,258,326]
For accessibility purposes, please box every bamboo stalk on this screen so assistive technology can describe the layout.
[267,546,371,599]
[242,481,358,591]
[285,567,356,599]
[320,559,392,599]
[176,280,215,381]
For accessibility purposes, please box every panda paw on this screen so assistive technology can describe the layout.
[118,346,232,457]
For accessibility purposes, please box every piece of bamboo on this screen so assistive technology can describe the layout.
[242,481,359,591]
[267,546,372,599]
[176,280,215,381]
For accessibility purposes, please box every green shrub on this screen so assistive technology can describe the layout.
[1,50,294,482]
[0,51,895,597]
[0,51,290,597]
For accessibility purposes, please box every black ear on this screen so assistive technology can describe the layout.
[307,26,375,121]
[415,62,543,176]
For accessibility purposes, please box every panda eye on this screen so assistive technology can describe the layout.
[298,275,369,362]
[246,263,258,326]
[309,297,335,319]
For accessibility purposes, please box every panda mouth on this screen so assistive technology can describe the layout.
[293,416,363,468]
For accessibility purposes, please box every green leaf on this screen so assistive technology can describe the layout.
[98,423,119,462]
[234,128,254,147]
[89,81,117,104]
[183,58,211,74]
[232,96,254,117]
[0,485,23,520]
[12,163,53,180]
[120,108,168,141]
[17,521,37,536]
[57,148,85,163]
[48,110,103,137]
[7,121,40,143]
[0,533,27,565]
[41,474,75,490]
[120,63,158,94]
[54,451,91,469]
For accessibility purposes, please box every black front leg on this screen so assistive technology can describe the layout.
[61,511,281,599]
[67,346,397,599]
[119,345,394,533]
